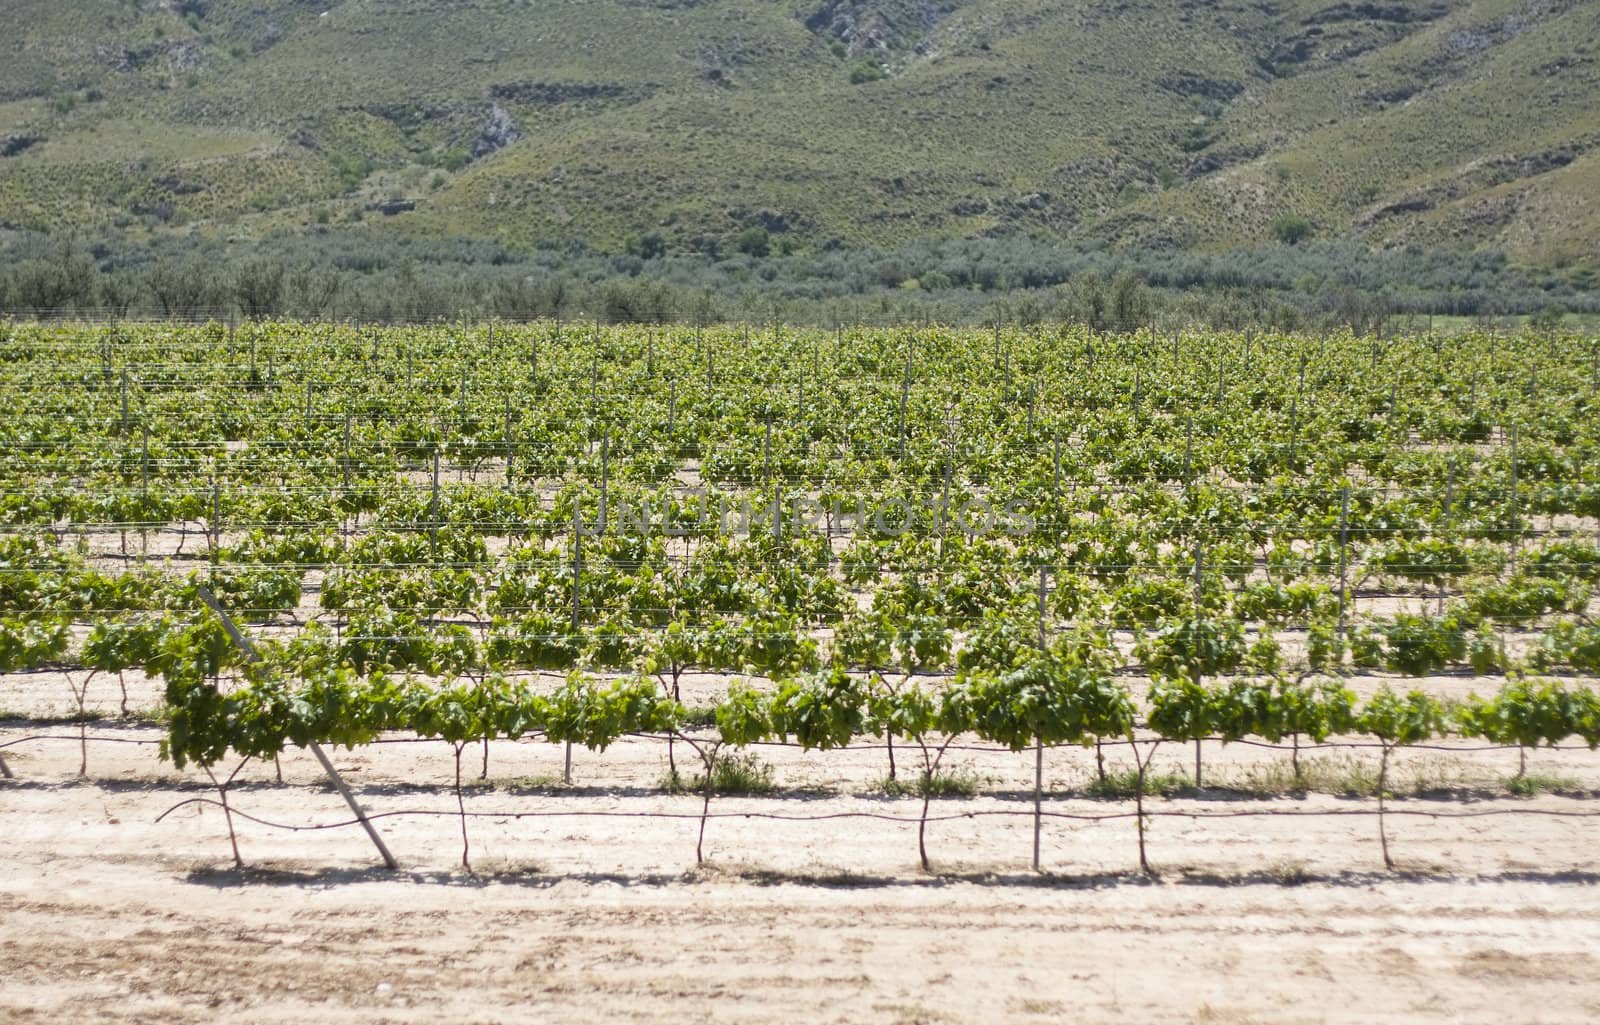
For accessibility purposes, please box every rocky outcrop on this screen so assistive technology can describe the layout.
[471,104,521,160]
[1156,74,1246,102]
[1,135,43,158]
[98,39,205,74]
[366,198,416,216]
[488,81,650,107]
[1356,139,1593,228]
[803,0,966,57]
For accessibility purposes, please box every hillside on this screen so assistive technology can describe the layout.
[1,0,1596,271]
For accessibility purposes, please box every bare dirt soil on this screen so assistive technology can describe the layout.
[4,707,1600,1025]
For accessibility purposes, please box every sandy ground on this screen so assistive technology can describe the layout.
[4,708,1600,1025]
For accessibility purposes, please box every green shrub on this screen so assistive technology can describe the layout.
[1271,214,1314,245]
[848,62,887,84]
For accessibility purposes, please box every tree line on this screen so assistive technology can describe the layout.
[2,230,1591,331]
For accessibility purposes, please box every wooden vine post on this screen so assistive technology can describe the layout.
[1337,486,1350,637]
[1440,459,1454,615]
[1033,564,1048,872]
[504,395,514,485]
[1508,425,1520,570]
[898,341,912,462]
[140,422,150,562]
[429,448,441,559]
[1287,397,1298,465]
[210,481,221,567]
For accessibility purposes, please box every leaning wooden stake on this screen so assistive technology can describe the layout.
[194,586,398,870]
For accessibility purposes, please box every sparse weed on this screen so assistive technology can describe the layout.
[876,764,983,798]
[1506,772,1580,797]
[1088,768,1190,798]
[687,752,777,795]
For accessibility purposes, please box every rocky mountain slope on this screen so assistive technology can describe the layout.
[1,0,1595,271]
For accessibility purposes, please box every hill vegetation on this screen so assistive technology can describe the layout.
[1,0,1597,313]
